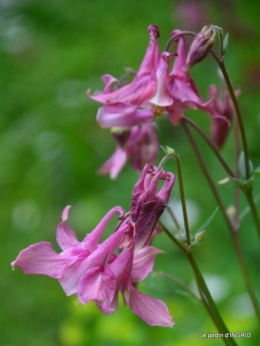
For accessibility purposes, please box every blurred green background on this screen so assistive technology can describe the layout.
[1,0,260,345]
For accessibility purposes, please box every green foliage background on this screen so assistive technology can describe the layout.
[1,0,260,345]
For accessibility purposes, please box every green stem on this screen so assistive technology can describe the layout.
[182,116,235,178]
[161,222,236,346]
[158,153,191,247]
[172,153,191,247]
[210,51,250,180]
[154,271,201,302]
[245,191,260,239]
[186,252,237,346]
[181,119,260,323]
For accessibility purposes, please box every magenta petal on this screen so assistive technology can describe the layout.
[98,147,127,179]
[59,223,128,295]
[77,266,116,310]
[88,72,157,106]
[97,104,154,128]
[132,246,163,283]
[56,206,80,250]
[129,285,174,327]
[83,206,125,251]
[11,242,71,278]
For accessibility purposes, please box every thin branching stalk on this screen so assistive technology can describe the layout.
[181,119,260,323]
[182,116,235,178]
[154,271,201,302]
[210,50,250,180]
[160,221,237,346]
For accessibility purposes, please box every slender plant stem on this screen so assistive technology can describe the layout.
[245,191,260,239]
[158,152,191,247]
[160,221,237,345]
[165,204,181,230]
[171,153,191,247]
[197,286,225,340]
[181,119,260,322]
[182,116,235,177]
[233,111,240,231]
[158,220,186,253]
[210,51,250,180]
[154,271,201,302]
[186,252,237,346]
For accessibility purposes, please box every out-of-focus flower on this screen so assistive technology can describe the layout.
[208,85,241,148]
[96,103,154,128]
[174,2,208,32]
[99,123,159,179]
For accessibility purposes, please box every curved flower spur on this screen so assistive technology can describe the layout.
[11,164,175,327]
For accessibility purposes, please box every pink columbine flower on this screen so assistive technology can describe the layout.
[208,85,241,148]
[11,206,125,295]
[98,123,159,179]
[165,30,210,124]
[130,164,175,251]
[11,165,175,327]
[87,25,161,107]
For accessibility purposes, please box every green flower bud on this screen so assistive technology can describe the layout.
[194,229,206,244]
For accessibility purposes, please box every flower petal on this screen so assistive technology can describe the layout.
[59,222,129,295]
[97,104,154,128]
[132,246,163,283]
[129,285,174,327]
[98,147,127,179]
[11,242,72,278]
[77,266,116,312]
[56,206,80,251]
[88,72,157,107]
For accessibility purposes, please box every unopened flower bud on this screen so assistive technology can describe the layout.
[186,25,216,70]
[194,229,206,244]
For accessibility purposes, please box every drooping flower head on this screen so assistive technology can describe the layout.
[98,122,159,179]
[11,164,175,327]
[87,25,161,107]
[208,84,241,148]
[130,164,175,251]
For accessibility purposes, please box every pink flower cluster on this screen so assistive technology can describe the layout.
[12,164,175,327]
[89,25,237,178]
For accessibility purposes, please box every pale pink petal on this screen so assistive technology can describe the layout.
[56,206,80,251]
[98,147,127,179]
[126,123,159,171]
[88,72,157,106]
[149,52,173,107]
[136,24,160,78]
[97,104,154,128]
[59,223,129,295]
[83,206,125,251]
[77,266,116,311]
[129,285,174,327]
[101,74,118,93]
[132,246,163,282]
[11,242,73,278]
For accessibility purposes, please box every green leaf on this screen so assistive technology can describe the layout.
[238,151,254,179]
[195,208,219,236]
[253,167,260,180]
[223,33,229,55]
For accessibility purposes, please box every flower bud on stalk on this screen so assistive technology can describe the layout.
[186,25,216,70]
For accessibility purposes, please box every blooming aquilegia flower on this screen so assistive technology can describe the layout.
[98,123,159,179]
[12,164,175,327]
[208,84,241,148]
